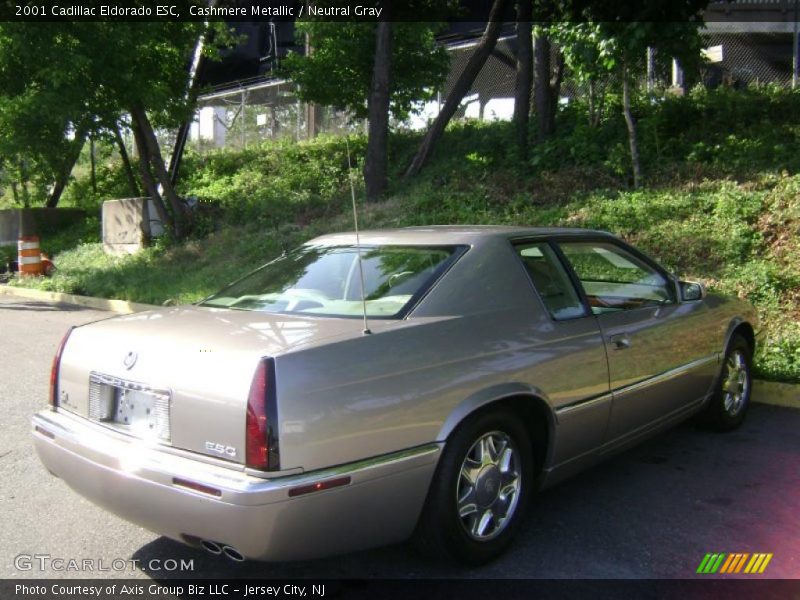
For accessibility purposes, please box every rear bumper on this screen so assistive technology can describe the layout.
[32,410,440,561]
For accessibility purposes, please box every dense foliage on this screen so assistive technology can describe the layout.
[11,87,800,382]
[285,19,449,121]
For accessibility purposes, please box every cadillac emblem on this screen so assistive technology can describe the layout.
[123,351,138,370]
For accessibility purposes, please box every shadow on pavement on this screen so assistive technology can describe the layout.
[131,403,800,579]
[0,300,91,312]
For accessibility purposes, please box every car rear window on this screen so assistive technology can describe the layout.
[200,245,463,318]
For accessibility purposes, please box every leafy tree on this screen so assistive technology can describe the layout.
[287,13,449,199]
[405,0,511,178]
[286,20,448,122]
[549,9,707,188]
[0,23,90,209]
[0,18,232,237]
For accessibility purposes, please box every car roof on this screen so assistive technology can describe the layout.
[308,225,615,246]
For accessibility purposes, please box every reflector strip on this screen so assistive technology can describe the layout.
[34,425,55,439]
[288,476,351,497]
[172,477,222,497]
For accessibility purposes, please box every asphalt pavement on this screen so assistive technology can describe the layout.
[1,295,798,580]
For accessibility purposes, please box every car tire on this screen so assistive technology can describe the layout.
[412,408,533,565]
[702,334,753,431]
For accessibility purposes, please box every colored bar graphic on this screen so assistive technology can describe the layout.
[700,552,772,575]
[711,553,726,573]
[720,554,736,573]
[698,553,727,573]
[750,554,767,573]
[697,554,712,574]
[758,554,773,573]
[734,553,750,573]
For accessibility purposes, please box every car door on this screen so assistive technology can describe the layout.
[512,241,612,462]
[555,238,717,442]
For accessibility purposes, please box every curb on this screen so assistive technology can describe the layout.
[1,283,798,408]
[752,380,799,409]
[0,284,158,314]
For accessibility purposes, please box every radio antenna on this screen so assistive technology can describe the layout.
[345,137,371,335]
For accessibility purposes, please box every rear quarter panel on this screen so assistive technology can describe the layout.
[274,238,609,472]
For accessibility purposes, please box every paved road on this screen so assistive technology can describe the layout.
[1,296,798,580]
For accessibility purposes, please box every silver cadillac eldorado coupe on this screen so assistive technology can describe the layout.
[32,226,759,565]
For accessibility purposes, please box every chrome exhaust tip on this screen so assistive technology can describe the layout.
[222,545,245,562]
[201,540,222,555]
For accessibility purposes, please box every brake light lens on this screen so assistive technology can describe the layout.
[49,327,73,408]
[246,359,275,470]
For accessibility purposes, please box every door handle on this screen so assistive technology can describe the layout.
[609,334,631,350]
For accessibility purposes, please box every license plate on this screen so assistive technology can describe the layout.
[89,373,171,442]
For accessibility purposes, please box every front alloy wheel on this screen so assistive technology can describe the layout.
[722,349,750,417]
[703,334,752,431]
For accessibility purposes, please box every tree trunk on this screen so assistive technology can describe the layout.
[512,2,532,159]
[90,136,97,194]
[113,124,140,197]
[364,20,392,202]
[169,26,212,186]
[405,0,510,178]
[45,133,85,208]
[622,64,642,189]
[21,182,30,209]
[130,105,187,238]
[130,116,172,234]
[304,31,321,140]
[547,47,564,134]
[533,32,552,140]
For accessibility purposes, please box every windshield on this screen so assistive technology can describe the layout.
[200,244,463,318]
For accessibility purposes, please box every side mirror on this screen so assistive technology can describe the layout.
[680,281,706,302]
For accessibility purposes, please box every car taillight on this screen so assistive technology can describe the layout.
[246,358,279,470]
[49,327,73,408]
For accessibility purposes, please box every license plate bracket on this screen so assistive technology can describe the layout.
[89,373,171,442]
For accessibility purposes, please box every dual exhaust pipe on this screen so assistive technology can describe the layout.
[200,540,245,562]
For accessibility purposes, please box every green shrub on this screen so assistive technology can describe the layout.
[755,322,800,383]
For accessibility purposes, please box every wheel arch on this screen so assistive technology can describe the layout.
[436,384,556,483]
[725,318,756,357]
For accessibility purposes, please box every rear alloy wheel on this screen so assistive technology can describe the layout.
[457,431,522,541]
[413,410,533,565]
[703,334,752,431]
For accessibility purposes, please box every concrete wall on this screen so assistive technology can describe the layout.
[102,198,164,254]
[0,208,86,246]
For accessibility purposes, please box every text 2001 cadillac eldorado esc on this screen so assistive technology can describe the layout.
[32,226,759,565]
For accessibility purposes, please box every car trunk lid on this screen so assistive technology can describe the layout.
[56,306,390,467]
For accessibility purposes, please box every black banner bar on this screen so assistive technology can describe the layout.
[3,579,800,600]
[2,0,798,23]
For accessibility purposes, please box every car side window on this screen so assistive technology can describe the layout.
[514,243,587,320]
[557,241,673,314]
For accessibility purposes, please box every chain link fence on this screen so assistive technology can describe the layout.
[188,79,361,152]
[704,24,797,87]
[186,24,798,151]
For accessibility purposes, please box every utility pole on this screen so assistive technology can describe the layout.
[646,47,656,93]
[793,0,798,89]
